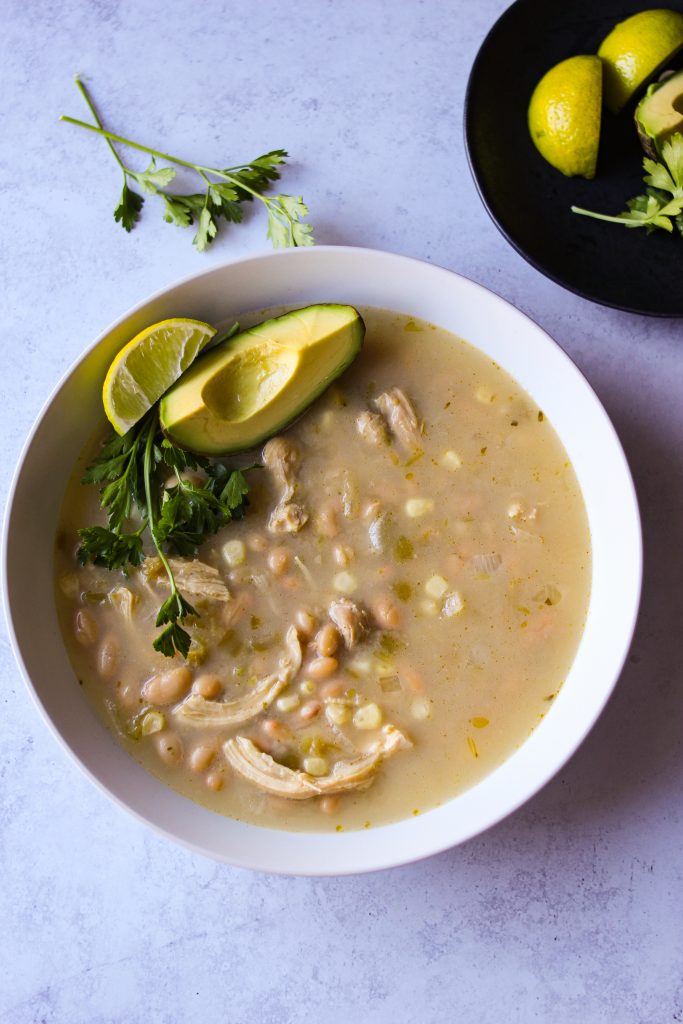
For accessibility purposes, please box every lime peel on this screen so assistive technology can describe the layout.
[102,318,216,434]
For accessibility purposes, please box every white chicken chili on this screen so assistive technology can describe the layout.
[54,307,591,832]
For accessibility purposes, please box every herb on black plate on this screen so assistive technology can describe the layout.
[573,133,683,235]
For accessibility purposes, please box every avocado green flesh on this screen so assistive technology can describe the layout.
[636,71,683,154]
[159,304,365,455]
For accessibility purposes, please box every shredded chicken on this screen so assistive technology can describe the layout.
[374,388,422,451]
[356,410,388,447]
[141,557,230,602]
[268,502,308,533]
[175,625,302,727]
[263,436,309,534]
[109,586,139,620]
[328,598,369,649]
[223,724,412,799]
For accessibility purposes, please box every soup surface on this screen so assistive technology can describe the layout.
[55,307,591,832]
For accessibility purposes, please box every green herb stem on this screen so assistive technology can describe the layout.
[60,115,201,173]
[74,78,127,175]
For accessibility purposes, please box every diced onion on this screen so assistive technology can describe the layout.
[471,553,502,574]
[141,711,166,736]
[442,592,465,617]
[425,575,449,599]
[379,675,401,693]
[411,697,432,721]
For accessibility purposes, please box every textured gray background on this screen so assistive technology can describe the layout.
[1,0,682,1021]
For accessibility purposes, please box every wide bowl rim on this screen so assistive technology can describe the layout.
[2,245,643,875]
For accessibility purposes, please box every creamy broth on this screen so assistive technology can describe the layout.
[55,307,591,832]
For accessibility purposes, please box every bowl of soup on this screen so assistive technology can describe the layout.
[2,246,642,874]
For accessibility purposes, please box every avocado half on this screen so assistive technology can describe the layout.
[636,70,683,157]
[159,304,365,455]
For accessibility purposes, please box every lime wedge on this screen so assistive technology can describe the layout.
[598,9,683,113]
[528,55,603,179]
[103,318,216,434]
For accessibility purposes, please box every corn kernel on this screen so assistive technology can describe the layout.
[333,571,357,594]
[276,694,300,713]
[440,450,462,470]
[299,679,317,696]
[326,702,351,726]
[304,756,329,777]
[222,539,246,567]
[353,702,383,730]
[405,498,434,518]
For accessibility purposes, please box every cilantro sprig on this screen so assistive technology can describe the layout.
[61,77,314,251]
[572,133,683,234]
[77,411,250,658]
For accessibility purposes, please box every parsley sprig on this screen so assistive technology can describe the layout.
[61,77,314,251]
[572,133,683,235]
[77,411,250,658]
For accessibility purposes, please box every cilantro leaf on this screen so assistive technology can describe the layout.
[61,81,313,252]
[153,622,192,658]
[573,133,683,235]
[219,468,250,512]
[83,420,148,527]
[193,203,219,251]
[156,467,251,555]
[129,157,176,194]
[77,525,144,571]
[153,592,198,658]
[267,194,315,248]
[113,182,144,231]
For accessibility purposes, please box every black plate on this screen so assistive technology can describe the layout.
[464,0,683,316]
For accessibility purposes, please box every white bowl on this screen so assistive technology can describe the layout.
[2,247,642,875]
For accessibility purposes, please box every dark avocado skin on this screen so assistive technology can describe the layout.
[635,70,683,157]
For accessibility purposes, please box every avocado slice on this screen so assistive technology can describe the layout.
[159,304,365,455]
[636,70,683,157]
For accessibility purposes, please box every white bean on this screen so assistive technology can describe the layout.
[307,657,339,680]
[268,547,290,576]
[192,674,223,699]
[74,608,97,645]
[97,636,119,679]
[372,595,400,629]
[315,623,340,657]
[295,609,317,638]
[189,743,216,773]
[155,732,183,766]
[143,666,192,705]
